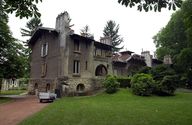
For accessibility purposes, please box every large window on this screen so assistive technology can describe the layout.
[41,42,48,57]
[73,60,80,74]
[74,40,80,52]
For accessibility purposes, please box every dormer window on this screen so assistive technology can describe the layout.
[41,42,48,57]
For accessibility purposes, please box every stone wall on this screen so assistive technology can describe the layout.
[28,78,57,95]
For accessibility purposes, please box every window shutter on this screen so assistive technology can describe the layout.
[41,44,43,57]
[46,42,48,56]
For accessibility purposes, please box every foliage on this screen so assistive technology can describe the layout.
[0,89,27,95]
[80,25,93,38]
[19,89,192,125]
[0,97,12,104]
[150,64,175,81]
[116,77,131,88]
[2,0,42,19]
[118,0,182,12]
[0,0,42,79]
[138,66,152,74]
[131,73,155,96]
[21,17,43,37]
[103,75,120,94]
[153,0,192,88]
[154,75,178,96]
[103,20,124,52]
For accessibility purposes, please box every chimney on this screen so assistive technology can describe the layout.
[141,51,152,67]
[100,36,112,45]
[55,11,70,32]
[163,55,172,65]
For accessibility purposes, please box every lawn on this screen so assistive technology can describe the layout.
[0,90,27,95]
[19,89,192,125]
[0,97,12,104]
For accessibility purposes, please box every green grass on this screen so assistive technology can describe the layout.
[19,89,192,125]
[0,90,26,95]
[0,97,12,104]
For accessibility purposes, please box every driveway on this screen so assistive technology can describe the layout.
[0,95,49,125]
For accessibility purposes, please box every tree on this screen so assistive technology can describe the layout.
[80,25,93,38]
[153,0,192,87]
[117,0,182,12]
[103,20,124,52]
[21,17,43,37]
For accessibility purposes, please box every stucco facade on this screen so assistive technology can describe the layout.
[28,12,112,96]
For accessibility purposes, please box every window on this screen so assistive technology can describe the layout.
[46,83,50,92]
[41,63,47,77]
[85,61,88,70]
[95,65,108,76]
[41,42,48,57]
[74,40,80,52]
[73,60,80,74]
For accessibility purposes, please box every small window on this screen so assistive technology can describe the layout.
[46,83,50,92]
[41,63,47,77]
[74,40,80,52]
[85,61,88,70]
[73,60,80,74]
[41,42,48,57]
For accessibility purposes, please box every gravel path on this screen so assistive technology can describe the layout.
[0,95,49,125]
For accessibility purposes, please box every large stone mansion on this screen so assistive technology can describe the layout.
[28,11,162,96]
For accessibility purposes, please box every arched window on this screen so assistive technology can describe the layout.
[34,83,38,89]
[95,64,108,76]
[76,84,85,92]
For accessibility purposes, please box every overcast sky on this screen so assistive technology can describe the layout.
[8,0,175,55]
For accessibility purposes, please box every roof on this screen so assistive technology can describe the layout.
[112,52,145,64]
[28,27,58,45]
[94,41,112,50]
[70,34,94,42]
[120,50,134,55]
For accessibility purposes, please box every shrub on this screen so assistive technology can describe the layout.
[131,73,155,96]
[116,77,131,88]
[103,75,120,94]
[151,64,175,81]
[154,75,178,96]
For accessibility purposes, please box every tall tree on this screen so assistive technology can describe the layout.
[153,0,192,86]
[80,25,93,38]
[103,20,124,52]
[117,0,182,12]
[21,17,43,37]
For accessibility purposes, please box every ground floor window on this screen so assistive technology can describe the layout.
[95,64,108,76]
[76,84,85,92]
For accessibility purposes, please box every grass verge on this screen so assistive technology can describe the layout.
[19,89,192,125]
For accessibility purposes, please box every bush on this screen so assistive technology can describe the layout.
[116,77,131,88]
[151,64,175,81]
[131,73,155,96]
[103,75,120,94]
[154,75,178,96]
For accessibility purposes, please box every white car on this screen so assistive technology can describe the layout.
[38,92,57,103]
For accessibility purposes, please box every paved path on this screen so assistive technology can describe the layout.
[0,95,49,125]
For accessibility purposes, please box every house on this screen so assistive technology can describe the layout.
[28,11,113,96]
[112,51,146,76]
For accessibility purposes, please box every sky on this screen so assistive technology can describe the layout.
[8,0,175,55]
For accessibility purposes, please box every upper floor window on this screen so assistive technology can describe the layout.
[41,62,47,77]
[74,40,80,52]
[41,42,48,57]
[73,60,80,74]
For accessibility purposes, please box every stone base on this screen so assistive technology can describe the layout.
[28,77,104,96]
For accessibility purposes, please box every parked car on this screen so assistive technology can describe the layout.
[38,92,57,103]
